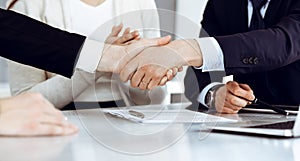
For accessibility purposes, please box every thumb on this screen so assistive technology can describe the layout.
[157,35,172,46]
[126,35,172,56]
[136,35,171,48]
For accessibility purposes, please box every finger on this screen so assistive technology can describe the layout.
[224,100,243,111]
[118,31,139,44]
[110,23,123,37]
[226,81,254,102]
[157,35,172,46]
[35,124,78,136]
[117,28,131,44]
[166,69,174,80]
[123,27,130,35]
[239,84,255,101]
[134,35,141,40]
[159,76,168,86]
[39,115,69,127]
[130,68,145,88]
[173,67,178,76]
[226,92,249,107]
[140,71,153,90]
[239,83,252,91]
[123,34,140,45]
[218,106,239,114]
[147,68,167,90]
[178,66,184,72]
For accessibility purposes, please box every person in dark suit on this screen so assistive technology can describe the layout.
[184,0,300,113]
[118,0,300,114]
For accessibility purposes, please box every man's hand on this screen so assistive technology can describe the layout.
[119,39,202,90]
[0,93,78,136]
[214,81,255,114]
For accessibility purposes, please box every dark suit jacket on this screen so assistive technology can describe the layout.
[185,0,300,107]
[0,9,86,78]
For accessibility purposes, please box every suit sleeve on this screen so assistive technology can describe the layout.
[0,9,86,78]
[215,1,300,75]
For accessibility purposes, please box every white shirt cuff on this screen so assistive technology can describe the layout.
[195,37,225,71]
[75,39,104,73]
[197,82,224,107]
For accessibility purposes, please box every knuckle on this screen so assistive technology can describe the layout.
[231,89,240,95]
[131,81,139,88]
[139,66,148,72]
[229,98,237,105]
[152,74,162,81]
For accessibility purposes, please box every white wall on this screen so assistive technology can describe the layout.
[0,0,6,7]
[175,0,208,39]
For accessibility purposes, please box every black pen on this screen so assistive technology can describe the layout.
[252,98,289,116]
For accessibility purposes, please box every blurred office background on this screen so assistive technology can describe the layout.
[0,0,208,99]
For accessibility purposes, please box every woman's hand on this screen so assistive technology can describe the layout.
[105,23,140,45]
[0,93,78,136]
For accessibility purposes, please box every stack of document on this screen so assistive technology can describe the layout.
[102,109,237,124]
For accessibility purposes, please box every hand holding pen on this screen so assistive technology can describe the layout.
[213,81,289,115]
[213,81,255,114]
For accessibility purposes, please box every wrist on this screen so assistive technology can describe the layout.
[98,44,123,73]
[168,39,203,67]
[205,84,224,108]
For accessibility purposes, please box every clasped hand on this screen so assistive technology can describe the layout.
[98,24,193,90]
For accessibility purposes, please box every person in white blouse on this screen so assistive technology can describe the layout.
[7,0,169,109]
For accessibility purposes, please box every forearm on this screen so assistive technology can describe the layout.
[24,71,104,109]
[0,9,86,78]
[24,76,74,109]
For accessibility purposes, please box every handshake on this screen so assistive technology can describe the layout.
[97,24,203,90]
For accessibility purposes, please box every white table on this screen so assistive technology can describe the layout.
[0,108,299,161]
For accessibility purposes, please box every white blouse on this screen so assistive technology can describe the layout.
[66,0,114,36]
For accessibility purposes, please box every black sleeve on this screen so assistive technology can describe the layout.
[0,9,86,78]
